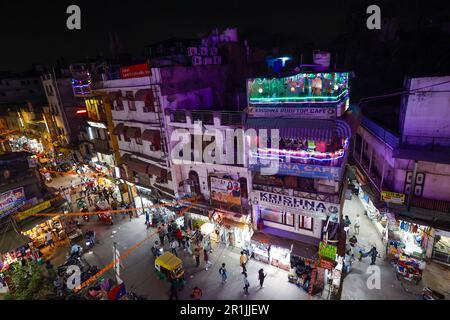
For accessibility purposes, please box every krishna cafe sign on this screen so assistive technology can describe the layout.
[252,190,339,220]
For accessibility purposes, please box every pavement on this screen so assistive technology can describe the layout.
[341,195,449,300]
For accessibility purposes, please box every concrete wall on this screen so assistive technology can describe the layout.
[402,76,450,146]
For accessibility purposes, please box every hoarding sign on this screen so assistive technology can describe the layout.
[381,191,405,204]
[252,190,339,220]
[0,188,26,219]
[210,177,241,206]
[16,200,51,221]
[249,162,342,180]
[247,106,336,119]
[120,63,151,79]
[319,242,337,261]
[319,258,335,270]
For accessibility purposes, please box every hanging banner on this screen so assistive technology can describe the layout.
[210,177,241,206]
[249,162,342,180]
[381,191,405,204]
[0,188,26,219]
[319,242,338,261]
[252,190,339,220]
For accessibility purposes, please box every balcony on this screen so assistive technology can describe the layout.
[252,174,340,204]
[92,139,112,155]
[166,109,244,127]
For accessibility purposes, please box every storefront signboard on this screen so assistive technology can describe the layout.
[252,190,339,220]
[0,188,26,219]
[120,63,151,79]
[249,162,342,180]
[15,200,51,221]
[319,242,337,261]
[319,258,335,270]
[247,106,336,119]
[381,191,405,204]
[210,177,241,207]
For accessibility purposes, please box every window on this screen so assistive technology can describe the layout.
[144,91,155,112]
[299,215,313,231]
[285,213,295,227]
[117,134,121,141]
[126,91,136,111]
[113,92,124,111]
[136,136,142,145]
[260,208,283,224]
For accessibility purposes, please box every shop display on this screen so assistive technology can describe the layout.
[270,245,291,271]
[22,216,66,248]
[395,255,423,284]
[433,234,450,264]
[251,240,270,264]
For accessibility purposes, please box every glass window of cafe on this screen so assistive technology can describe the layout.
[433,231,450,264]
[260,207,312,230]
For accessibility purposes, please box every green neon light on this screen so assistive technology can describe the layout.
[250,89,348,102]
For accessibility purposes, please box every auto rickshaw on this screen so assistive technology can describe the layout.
[154,252,185,282]
[95,200,114,225]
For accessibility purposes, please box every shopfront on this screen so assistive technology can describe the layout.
[212,210,253,249]
[432,230,450,265]
[9,135,44,154]
[21,216,67,249]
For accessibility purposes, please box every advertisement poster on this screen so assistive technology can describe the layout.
[381,191,405,204]
[210,177,241,206]
[0,187,26,219]
[120,63,151,79]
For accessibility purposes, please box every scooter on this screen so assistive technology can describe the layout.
[422,287,445,300]
[85,230,96,249]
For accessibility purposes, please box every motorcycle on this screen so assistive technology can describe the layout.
[422,287,445,300]
[85,230,96,249]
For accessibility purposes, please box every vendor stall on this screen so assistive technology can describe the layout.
[21,216,67,248]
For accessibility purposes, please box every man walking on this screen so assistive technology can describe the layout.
[194,247,201,267]
[240,251,248,274]
[170,239,178,257]
[219,263,228,284]
[354,214,361,235]
[158,226,165,246]
[243,274,250,295]
[169,280,179,300]
[368,246,379,265]
[203,249,212,270]
[258,268,267,288]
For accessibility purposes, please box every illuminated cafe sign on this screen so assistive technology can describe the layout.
[87,121,107,129]
[249,162,342,181]
[252,190,339,220]
[247,106,336,120]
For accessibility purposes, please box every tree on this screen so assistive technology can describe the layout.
[3,261,54,300]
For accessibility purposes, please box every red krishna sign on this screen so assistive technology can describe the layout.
[120,63,151,79]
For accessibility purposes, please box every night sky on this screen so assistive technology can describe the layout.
[0,0,448,72]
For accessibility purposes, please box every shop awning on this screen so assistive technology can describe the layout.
[0,225,31,254]
[147,163,167,178]
[387,203,450,232]
[222,218,248,230]
[142,129,161,145]
[113,123,125,135]
[291,242,319,261]
[121,153,148,174]
[245,118,338,142]
[124,127,141,140]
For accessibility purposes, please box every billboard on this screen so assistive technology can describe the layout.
[210,177,241,207]
[252,190,339,220]
[0,187,26,219]
[247,106,336,120]
[120,63,151,79]
[381,191,405,204]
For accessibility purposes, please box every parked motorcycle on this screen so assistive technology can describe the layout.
[85,230,96,250]
[422,287,445,300]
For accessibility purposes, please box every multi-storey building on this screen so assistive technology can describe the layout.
[353,76,450,266]
[244,59,354,295]
[41,68,87,146]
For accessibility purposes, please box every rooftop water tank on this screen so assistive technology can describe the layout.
[313,50,331,71]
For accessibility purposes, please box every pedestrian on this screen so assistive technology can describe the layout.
[258,268,267,288]
[145,211,150,227]
[185,236,192,254]
[158,226,165,245]
[170,239,178,257]
[194,247,201,267]
[169,280,179,300]
[128,208,133,221]
[219,263,228,284]
[343,215,351,235]
[243,273,250,295]
[354,214,360,235]
[45,230,54,248]
[368,246,379,265]
[203,249,212,270]
[191,286,203,300]
[240,251,248,274]
[175,228,183,248]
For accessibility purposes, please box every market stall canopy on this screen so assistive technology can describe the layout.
[0,225,30,254]
[112,123,125,136]
[245,118,352,142]
[142,129,161,146]
[121,153,148,175]
[387,203,450,232]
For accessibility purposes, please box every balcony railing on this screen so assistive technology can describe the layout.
[410,196,450,213]
[166,109,244,126]
[361,116,399,149]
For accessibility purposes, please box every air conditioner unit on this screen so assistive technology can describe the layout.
[200,47,209,56]
[188,47,198,56]
[210,47,218,55]
[213,56,222,64]
[203,57,213,65]
[192,56,203,66]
